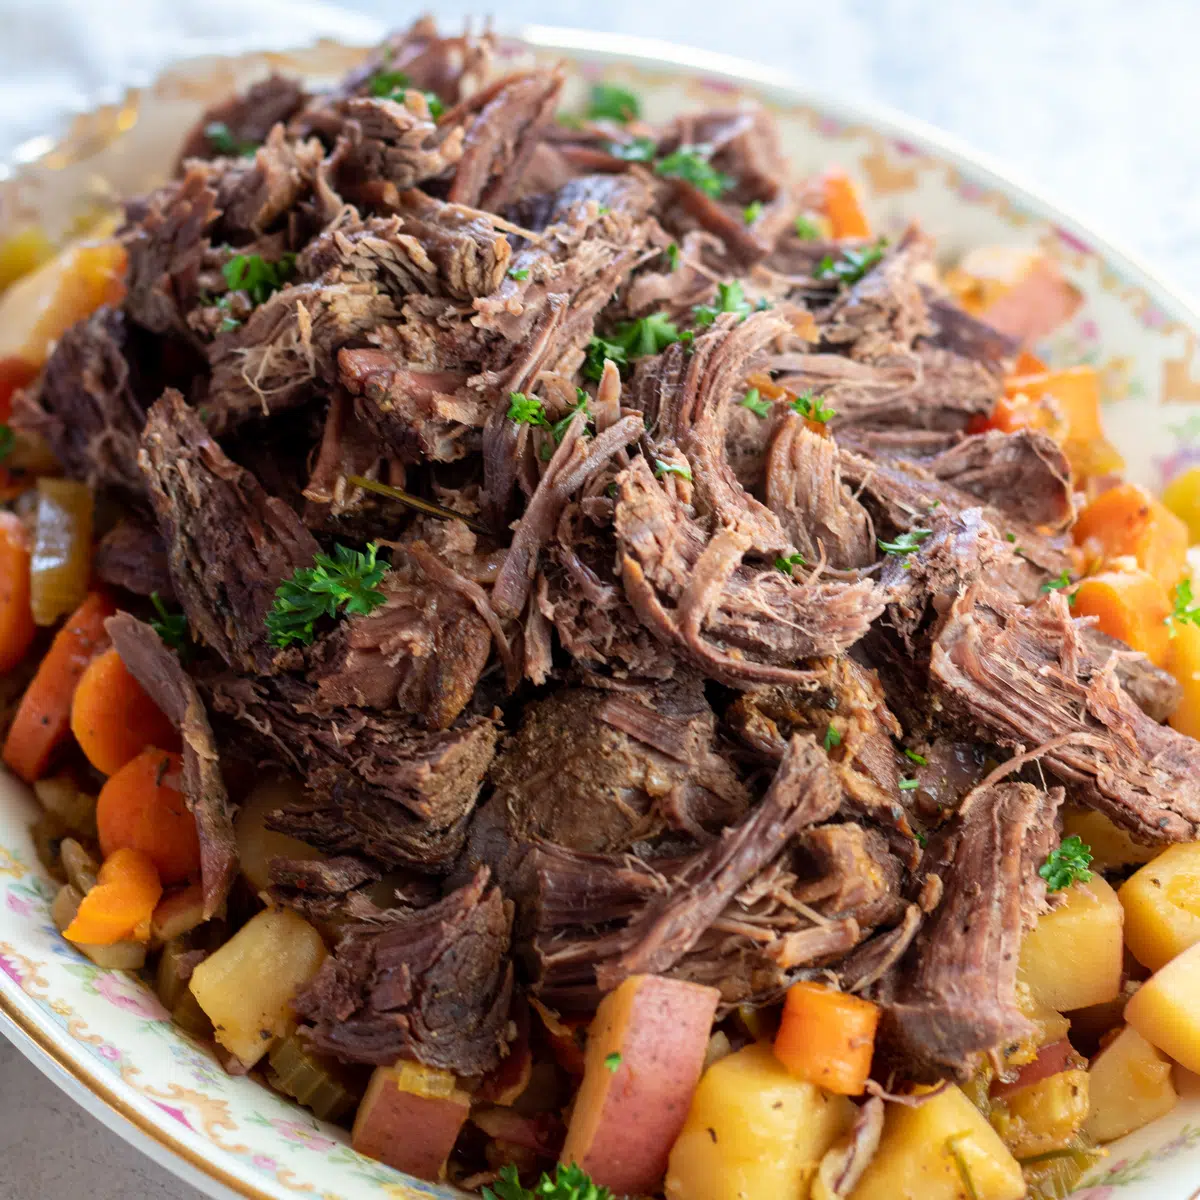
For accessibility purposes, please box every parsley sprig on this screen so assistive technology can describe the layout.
[583,312,681,381]
[655,143,733,199]
[790,390,836,423]
[743,200,763,225]
[150,592,190,657]
[1039,834,1093,892]
[507,393,549,427]
[587,83,640,123]
[1167,579,1200,635]
[1040,570,1075,604]
[794,214,821,240]
[266,543,388,649]
[484,1162,613,1200]
[740,388,772,418]
[815,239,887,286]
[222,253,296,307]
[775,553,808,576]
[823,724,841,751]
[655,459,692,482]
[204,122,258,158]
[878,529,932,558]
[694,280,752,326]
[367,69,443,118]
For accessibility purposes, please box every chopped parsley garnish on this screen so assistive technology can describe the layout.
[1005,531,1018,542]
[1040,570,1075,603]
[693,280,752,325]
[878,529,932,558]
[612,312,681,358]
[583,336,628,382]
[550,394,591,444]
[149,592,189,655]
[368,68,411,98]
[607,136,656,162]
[915,830,928,848]
[664,242,680,271]
[483,1161,613,1200]
[794,213,821,240]
[775,553,808,576]
[0,425,14,463]
[823,725,842,752]
[507,392,549,427]
[587,83,640,123]
[1167,578,1200,634]
[508,267,530,281]
[265,543,387,649]
[221,252,296,307]
[814,239,887,286]
[655,144,733,199]
[424,93,445,120]
[1039,834,1094,893]
[203,121,258,158]
[904,748,928,766]
[743,200,764,225]
[898,777,920,791]
[604,1052,622,1072]
[740,388,772,418]
[655,459,692,482]
[790,390,836,423]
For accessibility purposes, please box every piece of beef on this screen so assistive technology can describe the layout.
[121,166,219,337]
[12,308,148,495]
[446,69,564,211]
[931,586,1200,842]
[306,541,496,731]
[819,229,934,361]
[267,855,382,921]
[1084,627,1182,723]
[139,390,319,674]
[93,519,174,598]
[211,128,328,238]
[105,614,236,918]
[210,673,498,871]
[526,734,852,1009]
[176,74,308,165]
[477,678,749,869]
[614,455,884,686]
[880,782,1062,1081]
[294,868,513,1074]
[921,292,1018,374]
[765,415,874,569]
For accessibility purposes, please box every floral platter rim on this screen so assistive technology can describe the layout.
[3,17,1200,1200]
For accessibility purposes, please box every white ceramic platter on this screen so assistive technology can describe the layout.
[3,21,1200,1200]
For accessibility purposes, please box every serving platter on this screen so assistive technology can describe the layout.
[3,19,1200,1200]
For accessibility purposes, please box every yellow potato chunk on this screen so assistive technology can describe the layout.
[1125,938,1200,1074]
[1084,1024,1178,1143]
[1167,621,1200,741]
[189,907,326,1068]
[848,1085,1025,1200]
[1019,876,1123,1012]
[1163,466,1200,545]
[990,1070,1089,1158]
[1062,807,1159,872]
[1120,842,1200,971]
[665,1042,854,1200]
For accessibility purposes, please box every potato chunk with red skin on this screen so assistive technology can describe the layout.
[560,974,720,1196]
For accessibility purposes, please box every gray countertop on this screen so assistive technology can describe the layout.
[1,0,1197,1196]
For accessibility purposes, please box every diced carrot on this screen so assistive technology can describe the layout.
[70,646,180,777]
[773,980,879,1096]
[1013,349,1048,375]
[986,391,1065,439]
[0,513,35,674]
[0,356,37,422]
[97,748,201,886]
[1004,366,1103,442]
[62,847,162,946]
[1073,568,1172,668]
[1,591,114,782]
[823,170,870,239]
[1073,483,1189,588]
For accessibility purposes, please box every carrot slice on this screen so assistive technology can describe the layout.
[1004,366,1103,443]
[2,591,114,782]
[1013,349,1048,375]
[773,980,879,1095]
[1073,568,1172,668]
[70,646,180,776]
[97,748,200,886]
[0,513,35,674]
[1073,483,1189,588]
[823,170,871,239]
[62,847,162,945]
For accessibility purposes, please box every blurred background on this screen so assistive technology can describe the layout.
[0,0,1195,1195]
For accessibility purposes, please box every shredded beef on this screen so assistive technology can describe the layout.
[294,868,513,1073]
[267,855,382,921]
[177,74,308,166]
[106,614,236,917]
[93,519,174,598]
